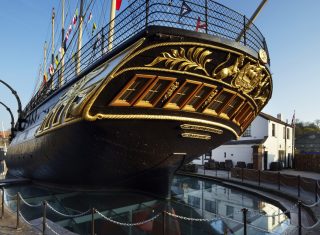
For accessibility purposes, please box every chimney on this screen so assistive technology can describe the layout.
[277,113,282,121]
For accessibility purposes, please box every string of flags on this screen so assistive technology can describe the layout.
[177,0,207,32]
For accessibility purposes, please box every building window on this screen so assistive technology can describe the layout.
[226,205,234,219]
[205,200,216,213]
[272,123,276,137]
[287,128,290,139]
[242,124,251,137]
[188,196,200,209]
[283,126,286,139]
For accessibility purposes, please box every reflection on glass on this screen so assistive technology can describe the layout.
[3,175,289,235]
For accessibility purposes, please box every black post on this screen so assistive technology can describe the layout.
[216,166,218,177]
[205,0,208,34]
[42,201,47,234]
[16,193,20,229]
[243,15,247,45]
[315,181,318,203]
[298,175,301,197]
[91,208,95,235]
[242,208,248,235]
[258,170,261,186]
[162,211,166,235]
[1,187,4,219]
[241,167,244,182]
[298,201,302,235]
[228,169,230,180]
[145,0,149,27]
[278,172,281,190]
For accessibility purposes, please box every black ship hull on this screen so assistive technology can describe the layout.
[5,0,272,199]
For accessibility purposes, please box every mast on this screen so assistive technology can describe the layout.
[60,0,65,86]
[51,7,55,89]
[108,0,117,51]
[51,8,55,75]
[236,0,268,42]
[76,0,84,75]
[43,41,47,83]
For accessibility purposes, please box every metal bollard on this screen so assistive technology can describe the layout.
[1,187,4,219]
[315,181,318,203]
[42,201,47,235]
[162,211,166,235]
[91,207,95,235]
[298,175,301,197]
[242,208,248,235]
[16,193,20,229]
[278,172,281,190]
[241,168,244,182]
[298,201,302,235]
[258,170,261,186]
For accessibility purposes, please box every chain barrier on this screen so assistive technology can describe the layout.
[47,202,90,218]
[4,190,17,199]
[301,177,314,185]
[18,194,42,208]
[301,196,320,207]
[95,209,160,226]
[46,222,62,235]
[164,211,218,222]
[18,211,42,227]
[302,219,320,230]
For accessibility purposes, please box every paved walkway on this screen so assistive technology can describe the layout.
[179,167,320,235]
[0,205,41,235]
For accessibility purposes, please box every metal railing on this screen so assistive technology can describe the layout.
[25,0,269,115]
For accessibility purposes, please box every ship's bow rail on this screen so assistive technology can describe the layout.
[25,0,269,114]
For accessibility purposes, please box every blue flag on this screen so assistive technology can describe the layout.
[179,0,192,22]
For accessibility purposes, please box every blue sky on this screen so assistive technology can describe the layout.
[0,0,318,130]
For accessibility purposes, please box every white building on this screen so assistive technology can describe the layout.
[195,113,294,170]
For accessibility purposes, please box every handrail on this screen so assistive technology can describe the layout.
[24,0,269,115]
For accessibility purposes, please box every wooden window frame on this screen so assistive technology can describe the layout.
[134,76,177,108]
[233,102,254,126]
[220,95,245,120]
[202,88,236,117]
[109,74,155,107]
[182,84,217,112]
[164,80,202,110]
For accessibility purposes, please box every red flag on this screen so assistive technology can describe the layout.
[116,0,122,10]
[49,64,54,76]
[196,17,207,32]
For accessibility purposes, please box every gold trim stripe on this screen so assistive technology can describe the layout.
[181,133,211,140]
[180,124,223,134]
[88,113,239,138]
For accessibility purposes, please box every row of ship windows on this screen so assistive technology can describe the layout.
[38,74,256,132]
[110,74,256,129]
